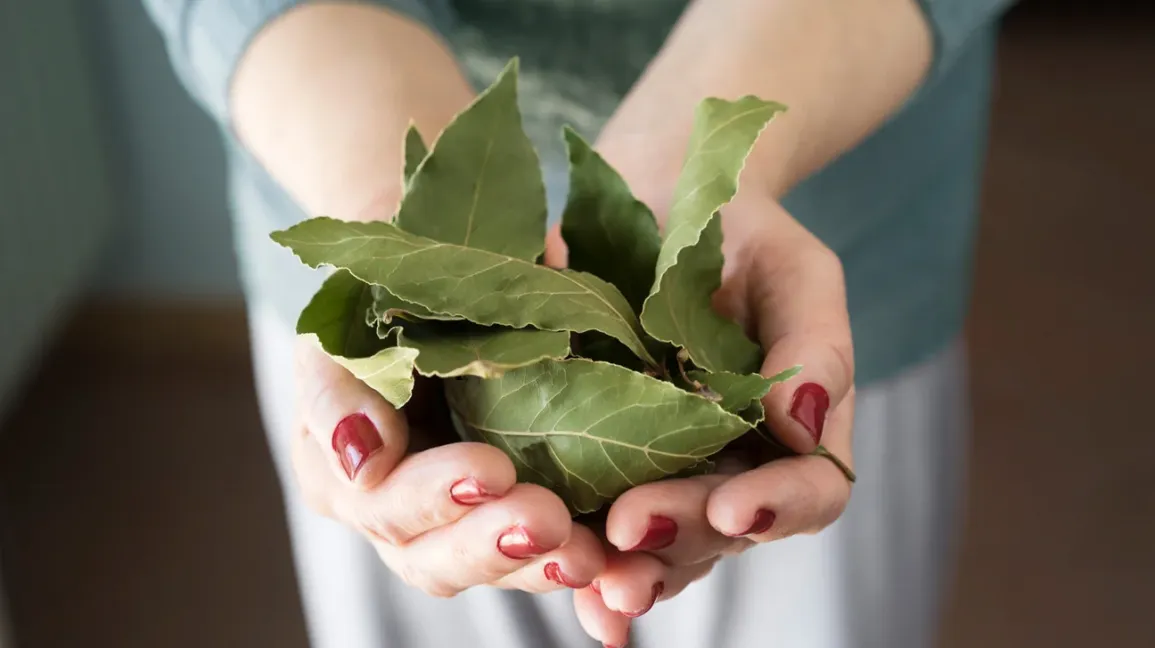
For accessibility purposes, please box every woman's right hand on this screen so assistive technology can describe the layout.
[289,338,606,598]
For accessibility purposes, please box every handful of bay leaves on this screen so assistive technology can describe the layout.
[271,59,851,515]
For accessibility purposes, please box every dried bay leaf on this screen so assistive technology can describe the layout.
[402,123,428,189]
[445,358,754,514]
[398,322,570,379]
[394,59,547,262]
[560,128,662,313]
[689,365,802,424]
[640,97,787,374]
[271,217,658,366]
[297,270,419,408]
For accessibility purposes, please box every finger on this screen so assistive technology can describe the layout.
[290,425,337,519]
[389,484,573,597]
[605,475,740,566]
[338,442,517,545]
[574,585,630,648]
[492,523,605,593]
[593,551,666,619]
[543,222,567,268]
[707,394,855,540]
[743,220,854,453]
[295,336,409,488]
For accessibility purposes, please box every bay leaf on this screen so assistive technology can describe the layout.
[394,58,547,261]
[402,123,428,188]
[297,270,419,408]
[367,284,450,329]
[640,96,787,374]
[397,322,570,378]
[559,127,661,313]
[689,365,802,424]
[271,217,658,366]
[444,358,753,514]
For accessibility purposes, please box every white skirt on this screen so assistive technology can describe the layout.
[247,301,969,648]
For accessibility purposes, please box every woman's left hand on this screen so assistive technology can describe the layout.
[546,191,857,648]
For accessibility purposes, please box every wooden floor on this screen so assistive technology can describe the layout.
[2,8,1153,648]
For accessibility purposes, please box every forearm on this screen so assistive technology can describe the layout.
[230,3,474,221]
[599,0,933,203]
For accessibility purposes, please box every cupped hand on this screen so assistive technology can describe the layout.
[289,339,607,598]
[547,193,856,648]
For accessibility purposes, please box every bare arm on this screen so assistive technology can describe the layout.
[229,3,475,222]
[598,0,938,202]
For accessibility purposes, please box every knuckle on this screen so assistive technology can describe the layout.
[812,245,845,278]
[359,508,405,546]
[831,341,856,388]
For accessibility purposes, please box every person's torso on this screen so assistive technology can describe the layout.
[228,0,999,386]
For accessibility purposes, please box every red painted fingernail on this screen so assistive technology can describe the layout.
[627,515,678,551]
[497,526,547,560]
[623,581,664,618]
[544,562,585,588]
[332,413,383,480]
[449,477,497,506]
[790,382,830,445]
[730,509,776,536]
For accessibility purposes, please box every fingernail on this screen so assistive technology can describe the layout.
[790,382,830,445]
[623,581,664,618]
[728,509,776,537]
[332,413,383,480]
[627,515,678,552]
[544,562,585,588]
[449,477,497,506]
[497,526,547,560]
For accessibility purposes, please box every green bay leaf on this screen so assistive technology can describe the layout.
[367,284,453,330]
[272,217,657,366]
[560,127,661,313]
[689,364,801,424]
[444,358,753,514]
[394,59,546,261]
[402,123,428,188]
[297,270,418,408]
[640,96,787,374]
[398,322,570,378]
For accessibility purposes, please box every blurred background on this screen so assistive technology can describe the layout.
[0,1,1152,647]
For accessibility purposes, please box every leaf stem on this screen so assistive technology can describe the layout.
[812,445,857,484]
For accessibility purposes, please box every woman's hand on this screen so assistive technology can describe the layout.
[548,193,856,648]
[288,340,607,598]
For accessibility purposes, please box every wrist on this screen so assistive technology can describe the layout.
[230,2,474,220]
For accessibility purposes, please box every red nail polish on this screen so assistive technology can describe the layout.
[732,509,776,536]
[449,478,497,506]
[627,515,678,551]
[623,581,664,618]
[790,382,830,445]
[497,526,547,560]
[332,413,383,480]
[544,562,585,588]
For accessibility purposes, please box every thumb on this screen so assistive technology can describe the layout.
[293,336,410,488]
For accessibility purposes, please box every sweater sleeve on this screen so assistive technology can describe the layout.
[916,0,1016,77]
[140,0,453,126]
